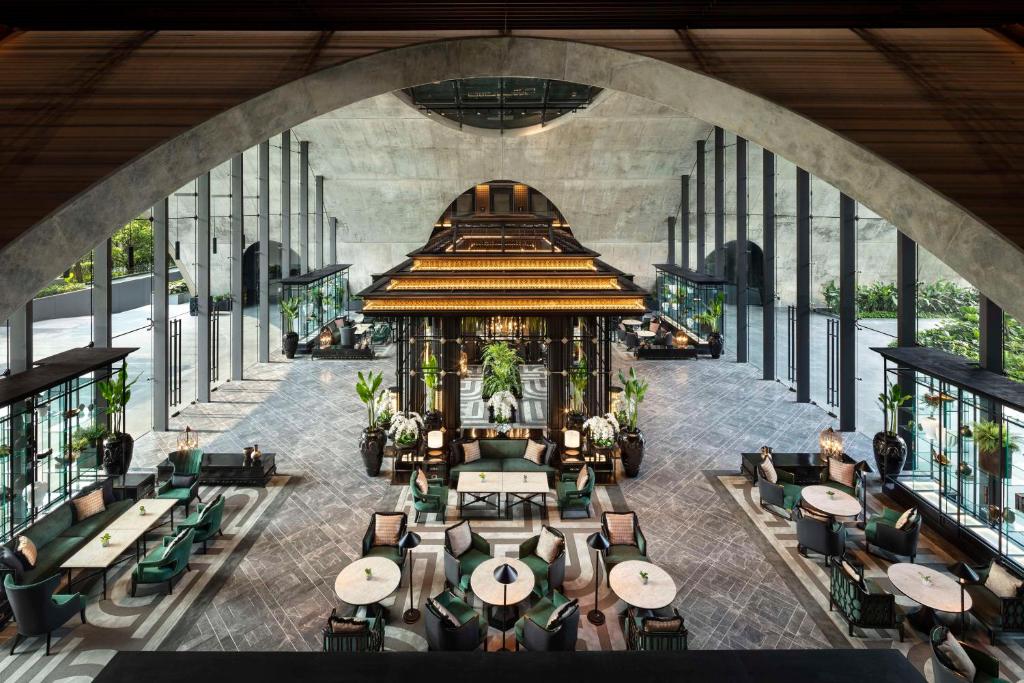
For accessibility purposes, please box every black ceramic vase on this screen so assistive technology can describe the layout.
[566,411,585,432]
[872,431,907,485]
[102,432,135,476]
[707,332,724,359]
[617,429,645,478]
[359,428,387,476]
[283,332,299,359]
[423,410,443,432]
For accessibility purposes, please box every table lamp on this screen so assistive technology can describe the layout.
[399,531,422,624]
[949,561,979,633]
[493,563,519,651]
[586,531,610,625]
[427,430,443,452]
[565,430,580,450]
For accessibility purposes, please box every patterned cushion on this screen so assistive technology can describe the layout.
[936,630,976,681]
[15,536,37,569]
[524,440,546,465]
[605,513,636,546]
[535,527,563,564]
[545,597,579,629]
[415,469,429,495]
[372,514,403,547]
[447,520,472,557]
[576,467,589,492]
[828,458,856,489]
[984,562,1023,599]
[330,617,370,634]
[428,597,460,629]
[759,458,778,484]
[644,616,684,633]
[462,441,481,464]
[164,528,191,558]
[72,488,106,522]
[895,507,916,530]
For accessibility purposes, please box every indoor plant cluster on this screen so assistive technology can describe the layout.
[695,292,725,358]
[356,370,388,475]
[481,341,522,424]
[616,367,649,477]
[98,363,140,477]
[583,413,619,449]
[389,412,424,449]
[487,390,518,434]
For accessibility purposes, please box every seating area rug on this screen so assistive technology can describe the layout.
[716,473,1024,681]
[460,365,548,428]
[0,477,290,683]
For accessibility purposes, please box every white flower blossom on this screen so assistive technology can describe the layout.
[583,414,619,447]
[487,390,518,423]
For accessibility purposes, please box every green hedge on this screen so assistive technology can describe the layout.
[822,278,977,318]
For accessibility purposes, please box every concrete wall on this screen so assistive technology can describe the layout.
[31,271,183,322]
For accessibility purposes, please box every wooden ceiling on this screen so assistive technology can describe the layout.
[0,21,1021,255]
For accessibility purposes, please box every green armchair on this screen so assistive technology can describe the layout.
[176,494,225,554]
[626,606,689,651]
[557,466,595,519]
[931,626,1008,683]
[410,471,448,523]
[865,506,921,563]
[424,590,487,651]
[519,526,566,597]
[5,574,86,656]
[361,512,407,566]
[600,511,648,575]
[829,554,904,641]
[158,448,203,522]
[131,527,195,597]
[514,589,580,651]
[443,521,492,596]
[322,604,385,652]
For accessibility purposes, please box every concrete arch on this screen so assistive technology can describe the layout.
[2,36,1019,321]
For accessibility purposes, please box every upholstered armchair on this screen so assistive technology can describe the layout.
[360,512,408,566]
[956,558,1024,644]
[409,473,448,523]
[177,494,225,554]
[131,528,195,597]
[519,526,566,597]
[625,606,689,651]
[600,511,648,575]
[930,626,1005,683]
[158,448,203,521]
[757,468,802,519]
[829,554,904,641]
[4,574,85,656]
[424,589,487,651]
[795,506,847,566]
[557,466,595,519]
[865,506,922,563]
[322,604,385,652]
[514,589,580,651]
[443,521,492,596]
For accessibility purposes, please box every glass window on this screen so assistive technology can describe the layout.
[745,140,765,372]
[1005,313,1024,383]
[916,243,980,361]
[809,176,840,413]
[32,247,94,359]
[774,156,797,388]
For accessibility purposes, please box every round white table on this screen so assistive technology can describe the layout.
[335,557,401,606]
[608,560,677,610]
[801,485,861,518]
[887,563,971,614]
[471,557,535,630]
[621,319,643,326]
[636,330,656,338]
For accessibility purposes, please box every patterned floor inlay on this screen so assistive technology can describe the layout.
[461,365,547,428]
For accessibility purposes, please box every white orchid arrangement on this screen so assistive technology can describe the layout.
[373,390,393,427]
[388,412,423,447]
[487,390,518,424]
[583,412,619,448]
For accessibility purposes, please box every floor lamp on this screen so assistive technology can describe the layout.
[587,531,610,626]
[399,531,422,624]
[493,563,518,652]
[949,561,978,634]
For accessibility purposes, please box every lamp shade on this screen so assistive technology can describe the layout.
[427,430,444,450]
[398,531,421,550]
[586,531,610,552]
[565,430,581,449]
[493,563,518,585]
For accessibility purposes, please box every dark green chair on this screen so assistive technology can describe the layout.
[865,506,921,563]
[443,521,491,596]
[557,466,595,519]
[514,589,580,651]
[757,468,802,519]
[158,448,203,522]
[130,528,195,597]
[4,574,86,656]
[931,626,1010,683]
[519,526,566,597]
[626,606,689,651]
[829,554,904,641]
[176,494,225,554]
[361,511,407,566]
[600,511,648,576]
[322,605,385,652]
[410,471,448,523]
[424,590,487,651]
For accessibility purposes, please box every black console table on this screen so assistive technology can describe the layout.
[112,473,156,501]
[159,452,276,487]
[740,452,828,485]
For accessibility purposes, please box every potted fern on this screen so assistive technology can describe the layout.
[422,351,442,431]
[567,353,589,431]
[873,383,912,482]
[356,371,387,476]
[974,420,1018,478]
[616,367,649,477]
[695,292,725,358]
[98,364,140,477]
[280,296,301,358]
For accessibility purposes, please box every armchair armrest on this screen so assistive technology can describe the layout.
[158,479,172,495]
[426,478,443,485]
[361,519,375,556]
[636,527,647,556]
[519,535,539,557]
[470,533,490,555]
[777,469,796,484]
[966,644,1001,678]
[419,492,444,505]
[879,506,902,524]
[560,471,578,481]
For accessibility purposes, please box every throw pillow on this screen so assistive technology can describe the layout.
[524,440,546,465]
[415,469,429,495]
[828,458,856,489]
[895,507,916,530]
[984,562,1023,599]
[15,536,37,569]
[446,520,472,558]
[936,630,977,681]
[171,473,197,488]
[330,617,370,634]
[535,527,563,564]
[71,488,106,522]
[372,514,403,547]
[800,507,830,523]
[164,528,191,558]
[758,458,778,484]
[462,440,481,464]
[644,616,684,633]
[605,512,636,546]
[576,467,590,492]
[545,597,579,629]
[428,597,461,629]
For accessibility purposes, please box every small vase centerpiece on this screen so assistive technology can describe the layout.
[100,532,111,548]
[365,567,372,581]
[639,570,649,585]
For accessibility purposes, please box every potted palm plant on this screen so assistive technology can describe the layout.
[873,383,912,481]
[422,351,442,431]
[356,370,387,476]
[70,423,107,469]
[280,296,301,358]
[695,292,725,358]
[616,367,649,477]
[974,420,1018,478]
[482,341,522,423]
[98,363,140,477]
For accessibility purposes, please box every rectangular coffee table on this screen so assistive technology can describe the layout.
[159,451,276,486]
[61,498,177,599]
[502,472,549,520]
[456,472,502,517]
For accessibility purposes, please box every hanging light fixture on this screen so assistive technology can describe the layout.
[819,427,843,460]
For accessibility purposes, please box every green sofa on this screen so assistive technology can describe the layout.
[0,478,133,586]
[449,438,557,484]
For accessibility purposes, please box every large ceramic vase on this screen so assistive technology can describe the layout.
[423,410,443,432]
[872,431,907,484]
[283,332,299,359]
[617,429,646,478]
[707,332,724,359]
[566,411,585,432]
[359,428,386,476]
[102,432,134,476]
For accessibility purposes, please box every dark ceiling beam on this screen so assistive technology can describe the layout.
[298,30,334,75]
[674,28,713,74]
[991,23,1024,49]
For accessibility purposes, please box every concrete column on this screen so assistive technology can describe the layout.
[281,130,292,278]
[230,154,243,380]
[315,175,324,269]
[330,217,338,264]
[796,167,811,403]
[666,216,676,265]
[152,198,169,430]
[735,137,748,363]
[299,141,309,273]
[196,171,211,402]
[713,126,725,278]
[680,174,690,270]
[258,141,270,363]
[696,140,706,273]
[839,193,857,430]
[980,296,1004,373]
[92,238,112,348]
[762,150,776,381]
[9,302,32,372]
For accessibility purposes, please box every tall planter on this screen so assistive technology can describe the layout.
[359,428,386,476]
[706,332,724,359]
[617,429,646,478]
[423,410,443,432]
[566,411,585,432]
[102,432,135,476]
[872,432,907,484]
[282,332,299,359]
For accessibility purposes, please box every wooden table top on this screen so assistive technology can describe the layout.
[801,485,862,517]
[608,560,677,610]
[457,472,503,493]
[887,563,972,613]
[61,498,179,569]
[107,499,178,532]
[334,557,401,606]
[470,557,534,607]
